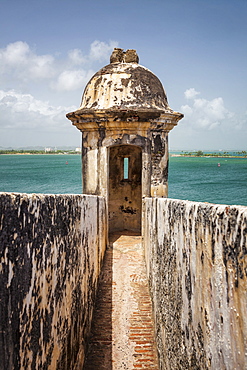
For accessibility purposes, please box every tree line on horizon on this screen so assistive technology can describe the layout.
[0,149,247,157]
[179,150,247,157]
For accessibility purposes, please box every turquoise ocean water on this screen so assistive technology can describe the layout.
[168,156,247,206]
[0,155,82,195]
[0,154,247,206]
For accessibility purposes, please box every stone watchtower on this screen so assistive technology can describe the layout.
[66,48,183,233]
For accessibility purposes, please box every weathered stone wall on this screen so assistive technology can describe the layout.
[143,198,247,370]
[0,192,107,370]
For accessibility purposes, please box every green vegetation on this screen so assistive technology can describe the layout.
[179,151,247,158]
[195,150,204,156]
[0,149,81,155]
[2,149,246,158]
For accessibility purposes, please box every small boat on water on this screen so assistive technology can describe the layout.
[218,163,220,167]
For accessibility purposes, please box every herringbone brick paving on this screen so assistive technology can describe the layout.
[83,232,159,369]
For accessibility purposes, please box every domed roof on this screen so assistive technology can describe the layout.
[67,49,183,121]
[80,61,171,113]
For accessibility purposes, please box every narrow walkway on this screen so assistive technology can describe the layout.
[84,232,159,370]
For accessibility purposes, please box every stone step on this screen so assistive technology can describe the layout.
[83,232,159,370]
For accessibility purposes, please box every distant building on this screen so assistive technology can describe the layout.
[75,147,81,152]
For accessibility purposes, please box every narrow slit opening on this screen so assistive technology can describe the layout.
[124,157,129,179]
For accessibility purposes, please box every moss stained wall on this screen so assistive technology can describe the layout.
[0,193,106,370]
[143,198,247,370]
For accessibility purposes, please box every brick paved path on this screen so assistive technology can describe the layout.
[83,232,159,370]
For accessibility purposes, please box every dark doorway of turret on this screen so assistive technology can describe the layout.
[108,145,142,234]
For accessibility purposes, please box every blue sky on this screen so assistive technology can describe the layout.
[0,0,246,150]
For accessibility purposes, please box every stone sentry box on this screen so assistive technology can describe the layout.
[67,48,183,233]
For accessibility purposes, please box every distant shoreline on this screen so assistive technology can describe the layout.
[170,154,247,158]
[0,152,81,155]
[1,151,246,158]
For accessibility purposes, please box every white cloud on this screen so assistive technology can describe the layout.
[68,49,86,65]
[181,90,232,130]
[51,69,95,92]
[51,40,118,91]
[184,88,200,100]
[0,89,76,130]
[0,40,118,93]
[1,41,30,65]
[68,40,118,66]
[0,41,55,80]
[29,54,55,79]
[0,39,118,147]
[89,40,118,62]
[180,104,193,116]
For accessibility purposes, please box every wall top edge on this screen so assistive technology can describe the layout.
[143,197,247,211]
[0,192,105,200]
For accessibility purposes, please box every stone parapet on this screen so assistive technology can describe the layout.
[0,192,107,370]
[143,197,247,370]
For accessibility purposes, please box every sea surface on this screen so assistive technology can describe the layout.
[0,155,82,195]
[168,156,247,206]
[0,154,247,206]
